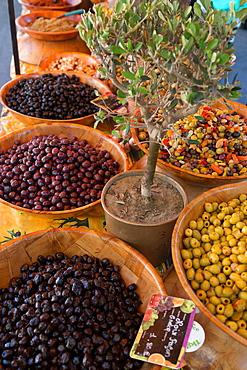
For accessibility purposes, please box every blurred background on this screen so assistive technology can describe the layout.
[0,1,247,112]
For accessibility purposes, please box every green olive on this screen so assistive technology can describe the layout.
[181,249,193,260]
[210,295,221,306]
[226,320,238,331]
[236,328,247,339]
[200,280,210,291]
[192,258,201,270]
[217,272,227,284]
[186,267,195,281]
[215,285,223,297]
[196,289,207,301]
[215,314,227,323]
[200,257,211,267]
[237,319,247,330]
[233,299,246,313]
[208,264,221,275]
[206,302,216,315]
[183,259,193,269]
[222,287,234,298]
[209,276,220,287]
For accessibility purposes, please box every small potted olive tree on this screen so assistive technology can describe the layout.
[78,0,246,266]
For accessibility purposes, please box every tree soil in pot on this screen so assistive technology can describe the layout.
[101,170,188,267]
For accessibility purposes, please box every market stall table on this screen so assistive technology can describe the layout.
[1,7,247,367]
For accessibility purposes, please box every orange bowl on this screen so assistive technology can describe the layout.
[15,10,82,41]
[0,123,129,239]
[131,99,247,187]
[18,0,82,12]
[0,71,111,126]
[39,52,100,75]
[172,182,247,347]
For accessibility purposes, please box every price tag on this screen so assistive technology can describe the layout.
[130,295,197,369]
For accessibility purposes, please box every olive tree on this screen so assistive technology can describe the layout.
[78,0,247,198]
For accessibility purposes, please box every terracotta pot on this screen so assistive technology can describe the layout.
[172,182,247,348]
[0,227,167,370]
[101,170,188,267]
[0,123,128,244]
[130,99,247,188]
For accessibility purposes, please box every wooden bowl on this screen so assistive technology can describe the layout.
[172,182,247,348]
[0,227,167,370]
[39,52,100,75]
[18,0,82,12]
[0,71,111,126]
[15,11,82,41]
[0,123,128,240]
[131,99,247,187]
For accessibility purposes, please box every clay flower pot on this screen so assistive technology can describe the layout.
[101,170,188,267]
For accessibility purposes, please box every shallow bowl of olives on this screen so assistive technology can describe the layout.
[131,99,247,188]
[0,227,167,369]
[15,10,82,41]
[18,0,82,12]
[172,182,247,347]
[0,122,129,239]
[0,71,111,126]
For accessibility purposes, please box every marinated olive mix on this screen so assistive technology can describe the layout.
[137,105,247,177]
[0,252,143,369]
[181,194,247,339]
[0,134,120,211]
[5,73,99,119]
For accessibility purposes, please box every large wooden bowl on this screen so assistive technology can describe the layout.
[15,11,82,41]
[0,71,111,126]
[0,227,167,370]
[172,182,247,348]
[39,51,100,75]
[18,0,82,12]
[0,123,128,241]
[131,99,247,188]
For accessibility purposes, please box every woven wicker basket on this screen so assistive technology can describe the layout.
[0,227,167,370]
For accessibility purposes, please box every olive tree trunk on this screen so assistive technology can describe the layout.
[141,140,160,198]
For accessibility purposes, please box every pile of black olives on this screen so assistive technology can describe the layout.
[0,134,120,211]
[5,73,99,119]
[0,252,143,369]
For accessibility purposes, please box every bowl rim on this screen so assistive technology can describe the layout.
[172,182,247,347]
[0,70,111,124]
[130,98,247,183]
[39,52,100,66]
[0,123,129,215]
[18,0,82,9]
